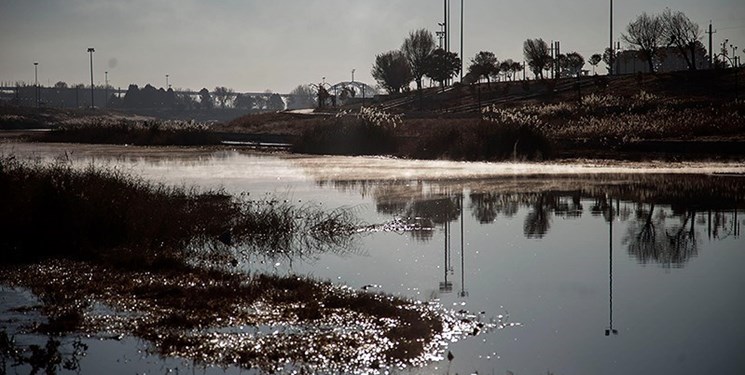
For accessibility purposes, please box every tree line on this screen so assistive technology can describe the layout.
[370,8,711,94]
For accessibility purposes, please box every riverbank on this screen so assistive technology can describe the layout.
[2,69,744,160]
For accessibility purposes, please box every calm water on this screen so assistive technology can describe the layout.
[2,143,745,375]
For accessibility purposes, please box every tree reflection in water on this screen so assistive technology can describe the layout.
[623,204,700,268]
[319,174,744,268]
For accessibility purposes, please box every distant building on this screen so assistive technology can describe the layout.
[614,45,708,74]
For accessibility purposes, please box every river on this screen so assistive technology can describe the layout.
[2,142,744,375]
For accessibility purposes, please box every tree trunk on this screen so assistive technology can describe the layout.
[688,43,697,70]
[645,50,656,73]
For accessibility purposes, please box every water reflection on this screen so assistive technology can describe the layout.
[439,195,468,298]
[319,174,745,268]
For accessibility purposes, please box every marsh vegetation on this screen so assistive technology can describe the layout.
[0,155,491,372]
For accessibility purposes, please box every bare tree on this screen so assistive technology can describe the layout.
[468,51,499,85]
[401,29,436,90]
[622,12,665,73]
[371,50,413,94]
[523,38,552,79]
[286,84,316,109]
[661,8,703,70]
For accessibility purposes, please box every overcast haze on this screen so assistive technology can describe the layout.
[1,0,743,93]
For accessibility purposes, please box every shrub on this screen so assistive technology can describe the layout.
[293,107,398,155]
[410,118,551,161]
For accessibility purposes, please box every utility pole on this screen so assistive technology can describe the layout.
[556,41,561,79]
[460,0,463,82]
[550,41,554,79]
[105,71,108,108]
[706,21,716,68]
[609,0,614,75]
[437,22,445,49]
[34,61,39,108]
[442,0,448,51]
[446,0,450,54]
[87,47,95,108]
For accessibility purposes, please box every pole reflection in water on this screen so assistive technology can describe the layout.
[459,193,468,298]
[440,210,453,293]
[606,197,618,336]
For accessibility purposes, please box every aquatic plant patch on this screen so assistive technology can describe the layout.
[0,260,508,373]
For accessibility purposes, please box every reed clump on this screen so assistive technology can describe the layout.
[0,156,356,267]
[292,107,399,155]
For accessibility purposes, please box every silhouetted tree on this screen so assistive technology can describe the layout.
[123,84,141,108]
[401,29,436,90]
[198,88,213,109]
[233,93,255,110]
[589,53,602,74]
[139,85,160,107]
[510,61,523,80]
[165,88,176,108]
[266,93,285,111]
[523,38,552,79]
[424,48,461,90]
[661,8,703,70]
[286,85,316,109]
[602,47,615,73]
[53,81,68,89]
[565,52,585,77]
[622,12,665,73]
[499,59,515,81]
[213,86,234,109]
[468,51,499,85]
[176,92,197,110]
[371,50,413,94]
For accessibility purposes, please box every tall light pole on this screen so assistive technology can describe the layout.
[166,74,169,89]
[34,61,39,108]
[731,45,739,68]
[87,47,95,108]
[609,0,614,75]
[460,0,464,81]
[105,71,108,108]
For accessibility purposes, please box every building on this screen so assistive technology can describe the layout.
[614,45,708,74]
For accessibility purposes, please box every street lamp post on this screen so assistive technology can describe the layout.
[166,74,169,89]
[731,46,739,68]
[34,61,39,108]
[105,71,108,108]
[609,0,613,75]
[87,47,95,108]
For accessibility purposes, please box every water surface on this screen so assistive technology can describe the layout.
[2,143,744,374]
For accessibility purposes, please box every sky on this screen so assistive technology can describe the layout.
[1,0,743,94]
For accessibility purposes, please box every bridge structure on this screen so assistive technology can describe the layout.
[0,81,379,109]
[0,85,300,109]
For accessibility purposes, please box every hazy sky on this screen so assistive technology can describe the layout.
[1,0,743,93]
